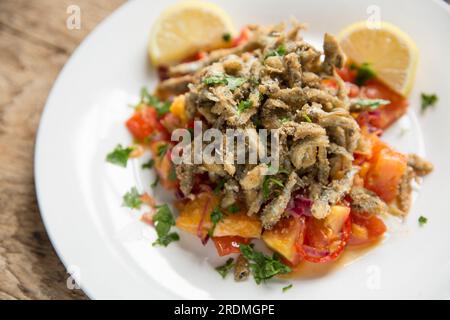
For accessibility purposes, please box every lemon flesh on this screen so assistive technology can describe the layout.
[338,21,418,96]
[148,0,236,65]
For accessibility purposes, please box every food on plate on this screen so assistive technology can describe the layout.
[107,4,434,285]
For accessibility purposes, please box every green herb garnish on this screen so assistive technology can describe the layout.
[151,176,159,188]
[239,244,291,284]
[157,144,169,158]
[216,258,235,278]
[142,159,155,169]
[208,207,224,237]
[266,44,287,58]
[140,87,171,116]
[351,62,376,86]
[214,179,225,195]
[168,166,177,181]
[122,187,142,209]
[282,284,293,292]
[351,98,391,110]
[106,144,134,167]
[262,177,284,200]
[203,74,246,91]
[237,99,253,114]
[152,204,179,247]
[228,204,240,214]
[303,114,313,123]
[222,33,232,42]
[420,93,438,113]
[279,116,290,123]
[418,215,428,226]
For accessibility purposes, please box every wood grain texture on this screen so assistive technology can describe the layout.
[0,0,125,300]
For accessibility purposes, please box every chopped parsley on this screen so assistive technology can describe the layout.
[420,93,438,113]
[237,99,253,114]
[168,166,177,181]
[279,116,290,123]
[228,204,240,214]
[266,44,287,58]
[208,207,224,236]
[226,77,246,91]
[214,179,225,195]
[216,258,235,278]
[222,33,232,42]
[418,215,428,226]
[140,87,171,116]
[351,98,390,110]
[239,244,291,284]
[203,74,246,91]
[157,144,169,158]
[282,284,293,292]
[106,144,134,167]
[122,187,142,209]
[303,114,313,123]
[351,62,376,86]
[262,177,284,200]
[141,159,155,169]
[151,176,159,188]
[152,204,179,247]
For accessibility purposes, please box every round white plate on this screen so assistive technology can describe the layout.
[35,0,450,299]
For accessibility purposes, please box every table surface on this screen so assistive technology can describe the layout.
[0,0,125,300]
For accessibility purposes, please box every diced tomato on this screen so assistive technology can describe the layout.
[212,236,251,256]
[295,214,352,264]
[160,112,183,132]
[349,212,387,246]
[262,215,303,266]
[321,79,339,90]
[126,107,166,141]
[365,145,407,203]
[337,66,357,83]
[357,80,409,130]
[294,206,352,264]
[232,27,250,47]
[346,82,360,98]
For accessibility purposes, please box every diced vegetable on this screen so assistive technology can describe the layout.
[126,107,167,141]
[214,212,262,238]
[262,216,303,266]
[175,192,219,237]
[212,236,251,256]
[365,145,407,203]
[169,95,187,123]
[348,212,386,246]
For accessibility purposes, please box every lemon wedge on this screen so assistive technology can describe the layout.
[338,21,418,96]
[148,0,236,65]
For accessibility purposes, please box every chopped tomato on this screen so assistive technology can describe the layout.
[321,79,338,90]
[262,215,303,266]
[212,236,251,256]
[295,207,352,263]
[349,212,387,246]
[232,27,250,47]
[126,107,166,141]
[346,82,360,98]
[358,81,409,130]
[337,66,357,83]
[365,145,407,203]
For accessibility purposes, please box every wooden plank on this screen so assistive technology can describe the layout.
[0,0,125,300]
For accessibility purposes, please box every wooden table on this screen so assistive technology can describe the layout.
[0,0,125,300]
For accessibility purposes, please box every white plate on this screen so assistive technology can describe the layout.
[35,0,450,299]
